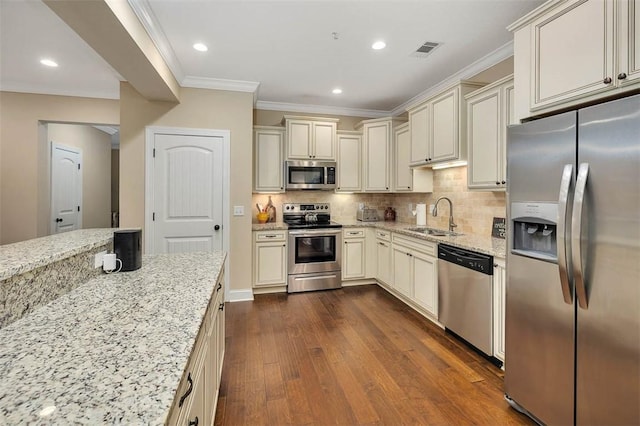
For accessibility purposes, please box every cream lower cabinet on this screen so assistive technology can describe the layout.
[493,258,506,363]
[343,229,366,280]
[509,0,640,121]
[169,270,225,426]
[466,75,514,190]
[253,231,287,288]
[391,234,438,318]
[375,230,392,286]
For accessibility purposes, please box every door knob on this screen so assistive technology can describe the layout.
[214,225,220,231]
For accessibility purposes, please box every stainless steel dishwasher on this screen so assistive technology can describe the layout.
[437,244,493,356]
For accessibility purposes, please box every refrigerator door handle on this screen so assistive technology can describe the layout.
[572,163,589,309]
[557,164,573,304]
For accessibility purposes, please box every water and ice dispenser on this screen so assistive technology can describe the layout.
[511,202,558,262]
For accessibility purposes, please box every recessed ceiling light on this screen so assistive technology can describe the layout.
[193,43,208,52]
[332,88,343,95]
[40,59,58,67]
[371,40,386,50]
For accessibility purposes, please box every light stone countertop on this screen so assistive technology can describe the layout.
[252,221,505,258]
[0,229,116,280]
[0,251,226,425]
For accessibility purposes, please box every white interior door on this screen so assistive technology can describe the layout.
[51,143,82,234]
[152,133,224,253]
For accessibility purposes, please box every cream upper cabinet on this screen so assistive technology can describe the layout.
[336,131,362,192]
[393,123,413,192]
[284,116,338,160]
[409,103,430,165]
[359,117,405,192]
[407,82,484,167]
[253,126,284,193]
[466,75,514,191]
[509,0,640,121]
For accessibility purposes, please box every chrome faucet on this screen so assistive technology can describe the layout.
[433,196,457,232]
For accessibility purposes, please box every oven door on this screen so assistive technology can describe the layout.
[288,229,342,274]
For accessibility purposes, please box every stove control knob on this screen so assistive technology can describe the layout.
[315,205,320,210]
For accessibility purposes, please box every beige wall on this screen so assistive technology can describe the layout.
[119,83,254,292]
[0,91,119,244]
[48,123,112,228]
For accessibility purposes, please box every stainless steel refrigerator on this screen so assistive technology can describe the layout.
[505,94,639,425]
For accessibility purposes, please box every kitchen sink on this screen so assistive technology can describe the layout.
[405,227,463,237]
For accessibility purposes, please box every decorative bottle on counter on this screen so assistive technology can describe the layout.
[266,196,276,223]
[384,207,396,221]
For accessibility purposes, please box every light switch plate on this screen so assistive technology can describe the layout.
[94,250,107,268]
[233,205,244,216]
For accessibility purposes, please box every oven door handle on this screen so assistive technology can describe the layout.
[288,229,342,236]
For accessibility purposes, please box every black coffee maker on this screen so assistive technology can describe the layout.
[114,229,142,271]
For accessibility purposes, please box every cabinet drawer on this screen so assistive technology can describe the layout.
[392,234,436,256]
[343,228,365,238]
[254,231,287,242]
[375,229,391,241]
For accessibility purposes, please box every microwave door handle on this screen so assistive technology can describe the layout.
[557,164,573,305]
[572,163,589,309]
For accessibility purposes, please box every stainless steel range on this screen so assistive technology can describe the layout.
[283,203,342,293]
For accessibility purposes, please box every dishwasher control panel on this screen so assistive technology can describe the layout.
[438,244,493,275]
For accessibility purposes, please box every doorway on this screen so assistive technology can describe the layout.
[50,143,82,233]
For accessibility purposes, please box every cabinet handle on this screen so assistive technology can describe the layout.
[603,77,612,84]
[496,181,500,185]
[178,372,194,407]
[378,242,387,246]
[617,72,627,80]
[219,303,225,311]
[216,282,222,292]
[189,417,199,426]
[494,263,498,267]
[264,235,277,238]
[501,180,506,185]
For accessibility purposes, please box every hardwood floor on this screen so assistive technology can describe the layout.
[214,285,533,425]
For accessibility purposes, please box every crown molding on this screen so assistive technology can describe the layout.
[127,0,185,82]
[181,75,260,101]
[392,40,514,115]
[255,100,388,118]
[0,82,120,100]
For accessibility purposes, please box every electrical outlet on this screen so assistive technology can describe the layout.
[94,250,107,268]
[233,205,244,216]
[429,204,435,214]
[408,203,413,212]
[358,203,364,210]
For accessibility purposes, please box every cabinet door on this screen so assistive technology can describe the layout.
[287,120,312,159]
[376,240,392,285]
[412,250,437,317]
[336,133,362,192]
[216,298,225,384]
[409,103,430,165]
[254,128,284,192]
[393,124,412,192]
[531,0,615,110]
[186,364,206,426]
[205,314,218,425]
[392,245,412,297]
[619,0,640,85]
[467,87,501,189]
[431,88,459,162]
[313,122,337,160]
[501,82,516,184]
[343,239,366,280]
[363,122,390,191]
[493,260,506,362]
[254,242,287,287]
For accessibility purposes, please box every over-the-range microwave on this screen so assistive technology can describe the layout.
[285,160,336,190]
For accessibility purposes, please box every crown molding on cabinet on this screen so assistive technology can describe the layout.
[393,40,515,114]
[255,100,389,119]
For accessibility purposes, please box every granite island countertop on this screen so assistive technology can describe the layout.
[0,251,226,425]
[252,221,505,258]
[0,229,116,280]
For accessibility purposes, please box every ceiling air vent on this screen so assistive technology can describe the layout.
[412,41,441,58]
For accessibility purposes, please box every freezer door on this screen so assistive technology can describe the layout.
[575,94,640,425]
[505,111,576,426]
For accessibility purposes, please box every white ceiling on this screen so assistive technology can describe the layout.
[0,0,544,115]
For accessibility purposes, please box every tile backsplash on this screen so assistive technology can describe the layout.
[253,166,505,237]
